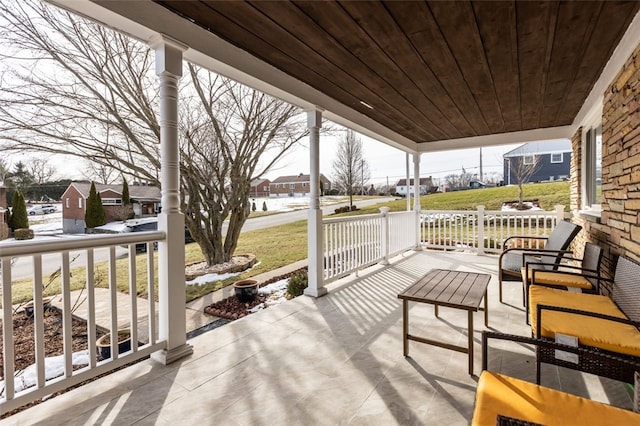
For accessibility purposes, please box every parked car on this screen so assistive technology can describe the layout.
[27,205,56,215]
[123,218,194,252]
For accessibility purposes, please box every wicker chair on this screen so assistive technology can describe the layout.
[473,331,640,425]
[522,242,603,322]
[530,257,640,384]
[498,220,582,304]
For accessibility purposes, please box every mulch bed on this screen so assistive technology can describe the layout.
[203,267,307,320]
[0,307,96,378]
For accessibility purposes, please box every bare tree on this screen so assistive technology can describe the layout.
[28,158,56,184]
[509,156,541,208]
[331,130,370,207]
[0,0,307,265]
[81,161,120,185]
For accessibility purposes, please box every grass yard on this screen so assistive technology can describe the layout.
[9,181,569,305]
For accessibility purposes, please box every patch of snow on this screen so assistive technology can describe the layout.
[186,271,242,285]
[501,201,543,212]
[250,278,289,312]
[0,350,90,396]
[186,261,262,286]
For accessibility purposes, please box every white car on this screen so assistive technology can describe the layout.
[27,205,56,215]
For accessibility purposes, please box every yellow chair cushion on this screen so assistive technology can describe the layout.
[472,371,640,425]
[521,267,593,290]
[529,286,640,357]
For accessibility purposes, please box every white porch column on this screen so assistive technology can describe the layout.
[150,35,193,364]
[413,153,421,249]
[405,153,411,211]
[304,109,327,298]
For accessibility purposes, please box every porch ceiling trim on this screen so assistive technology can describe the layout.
[418,125,573,153]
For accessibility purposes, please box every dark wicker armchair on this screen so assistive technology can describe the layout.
[498,220,582,304]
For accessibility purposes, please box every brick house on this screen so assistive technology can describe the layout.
[269,173,331,197]
[568,41,640,294]
[250,178,270,197]
[61,182,161,233]
[503,140,572,185]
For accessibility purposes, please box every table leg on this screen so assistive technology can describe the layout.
[484,288,488,327]
[468,310,474,375]
[403,299,409,356]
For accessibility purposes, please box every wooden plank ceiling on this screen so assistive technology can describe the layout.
[154,0,638,146]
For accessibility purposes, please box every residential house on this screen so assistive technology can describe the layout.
[269,173,331,197]
[61,182,161,233]
[249,178,270,197]
[395,177,437,196]
[503,140,572,185]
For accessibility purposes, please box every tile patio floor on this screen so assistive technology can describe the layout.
[8,250,634,425]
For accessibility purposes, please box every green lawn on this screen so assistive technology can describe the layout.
[9,181,569,305]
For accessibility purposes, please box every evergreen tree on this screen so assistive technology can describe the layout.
[9,190,29,230]
[85,181,106,230]
[262,201,267,212]
[121,178,134,219]
[252,201,257,212]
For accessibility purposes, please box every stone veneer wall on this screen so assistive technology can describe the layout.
[570,42,640,294]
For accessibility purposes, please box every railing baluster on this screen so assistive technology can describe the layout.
[61,251,73,378]
[129,246,138,352]
[32,255,45,388]
[2,257,15,400]
[87,249,97,368]
[147,249,156,345]
[109,246,118,360]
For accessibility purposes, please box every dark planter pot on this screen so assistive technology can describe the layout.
[96,329,132,360]
[233,279,259,303]
[24,298,53,318]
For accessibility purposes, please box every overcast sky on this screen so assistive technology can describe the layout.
[262,133,523,187]
[11,134,524,187]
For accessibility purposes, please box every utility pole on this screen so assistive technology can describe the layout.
[479,147,483,181]
[361,159,364,195]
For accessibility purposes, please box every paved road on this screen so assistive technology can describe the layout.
[238,197,396,232]
[7,197,396,280]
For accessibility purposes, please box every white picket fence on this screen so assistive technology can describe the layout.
[322,205,566,282]
[420,205,566,254]
[323,208,417,282]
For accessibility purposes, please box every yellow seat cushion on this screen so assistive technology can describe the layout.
[529,286,640,357]
[472,371,640,425]
[521,267,593,290]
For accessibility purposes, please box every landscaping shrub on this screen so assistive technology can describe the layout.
[252,201,257,212]
[85,181,106,230]
[9,190,28,231]
[14,228,34,240]
[287,271,308,297]
[262,201,267,212]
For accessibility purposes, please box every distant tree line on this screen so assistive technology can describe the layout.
[0,159,71,206]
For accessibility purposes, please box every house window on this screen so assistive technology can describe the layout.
[102,198,122,205]
[550,153,563,163]
[263,185,268,191]
[79,199,83,208]
[65,198,69,208]
[289,183,295,189]
[302,182,306,187]
[523,155,535,165]
[583,124,602,210]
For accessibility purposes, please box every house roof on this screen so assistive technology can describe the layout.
[396,177,434,187]
[68,182,161,201]
[271,174,330,184]
[250,178,270,187]
[63,0,640,153]
[503,140,572,158]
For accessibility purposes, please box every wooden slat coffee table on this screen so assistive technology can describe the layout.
[398,269,490,375]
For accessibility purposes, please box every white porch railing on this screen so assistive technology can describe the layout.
[420,205,566,254]
[1,232,166,413]
[323,208,417,282]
